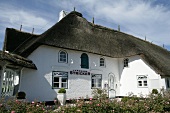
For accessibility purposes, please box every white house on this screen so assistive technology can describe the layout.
[2,11,170,102]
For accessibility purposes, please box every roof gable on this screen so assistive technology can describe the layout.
[4,28,39,54]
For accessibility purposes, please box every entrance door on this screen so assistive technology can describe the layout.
[108,74,116,98]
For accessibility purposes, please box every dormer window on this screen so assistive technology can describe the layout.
[100,57,105,67]
[124,58,129,67]
[59,50,68,63]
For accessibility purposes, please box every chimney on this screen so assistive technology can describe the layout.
[20,24,22,31]
[32,28,34,34]
[58,10,68,22]
[118,25,120,31]
[92,17,94,24]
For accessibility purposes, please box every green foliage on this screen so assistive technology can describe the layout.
[58,88,66,93]
[1,90,170,112]
[16,91,26,99]
[152,89,158,94]
[92,88,107,100]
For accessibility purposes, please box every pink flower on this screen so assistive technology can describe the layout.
[11,111,15,113]
[90,98,92,100]
[54,99,57,103]
[97,104,100,106]
[32,101,35,104]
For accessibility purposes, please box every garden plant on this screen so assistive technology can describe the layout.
[0,89,170,113]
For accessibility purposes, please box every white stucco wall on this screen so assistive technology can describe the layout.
[20,45,120,101]
[119,55,163,97]
[20,45,167,101]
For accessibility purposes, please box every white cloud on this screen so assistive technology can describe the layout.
[0,3,53,34]
[1,0,170,49]
[41,0,170,46]
[69,0,170,46]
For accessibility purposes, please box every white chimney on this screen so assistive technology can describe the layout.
[58,10,68,22]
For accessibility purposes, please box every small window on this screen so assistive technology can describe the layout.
[137,75,148,87]
[91,74,102,88]
[100,57,105,67]
[124,58,129,67]
[52,71,68,89]
[59,50,68,63]
[81,53,89,69]
[167,78,170,88]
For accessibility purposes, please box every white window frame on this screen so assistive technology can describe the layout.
[123,58,129,67]
[58,50,68,63]
[52,71,68,89]
[91,74,102,88]
[100,57,105,67]
[137,75,148,88]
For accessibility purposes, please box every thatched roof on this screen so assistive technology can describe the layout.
[4,11,170,76]
[4,28,39,54]
[0,51,37,69]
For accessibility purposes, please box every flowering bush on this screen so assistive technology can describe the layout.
[1,90,170,112]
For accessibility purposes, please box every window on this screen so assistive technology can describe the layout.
[81,53,89,69]
[100,57,105,67]
[124,58,129,67]
[59,50,68,63]
[91,74,102,88]
[167,78,170,88]
[137,75,148,87]
[52,71,68,89]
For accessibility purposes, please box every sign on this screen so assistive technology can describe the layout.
[70,70,90,75]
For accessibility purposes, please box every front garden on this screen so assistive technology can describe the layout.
[1,89,170,113]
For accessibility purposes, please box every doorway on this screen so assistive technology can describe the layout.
[108,73,116,98]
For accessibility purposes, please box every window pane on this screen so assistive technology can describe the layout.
[62,78,67,82]
[144,81,147,86]
[62,83,67,88]
[54,83,59,88]
[54,77,59,82]
[138,81,142,86]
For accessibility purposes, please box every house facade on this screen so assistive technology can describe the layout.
[2,11,170,101]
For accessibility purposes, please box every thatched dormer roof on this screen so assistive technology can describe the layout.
[4,11,170,76]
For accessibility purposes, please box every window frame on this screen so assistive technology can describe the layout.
[123,58,129,67]
[137,75,148,88]
[52,71,68,89]
[91,74,102,89]
[58,50,68,63]
[99,57,105,67]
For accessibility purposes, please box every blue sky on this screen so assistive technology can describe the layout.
[1,0,170,50]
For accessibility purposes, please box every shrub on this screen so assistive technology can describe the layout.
[152,89,158,94]
[92,88,107,100]
[58,88,66,93]
[16,91,26,99]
